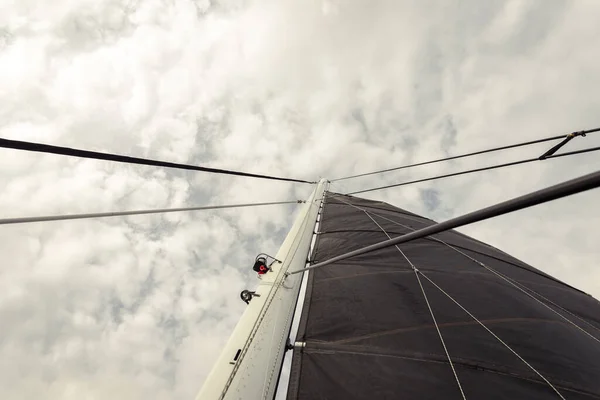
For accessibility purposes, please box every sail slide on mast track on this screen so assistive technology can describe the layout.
[287,192,600,400]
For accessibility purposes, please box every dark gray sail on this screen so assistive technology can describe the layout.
[287,192,600,399]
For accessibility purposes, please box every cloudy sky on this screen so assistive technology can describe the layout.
[1,0,600,399]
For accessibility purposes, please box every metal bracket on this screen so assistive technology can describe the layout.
[539,131,587,160]
[256,253,282,266]
[285,339,306,352]
[240,290,260,304]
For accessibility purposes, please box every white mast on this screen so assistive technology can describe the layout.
[196,179,327,400]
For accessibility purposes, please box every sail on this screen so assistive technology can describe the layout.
[286,192,600,399]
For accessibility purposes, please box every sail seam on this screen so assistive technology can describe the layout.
[359,207,600,342]
[326,200,434,221]
[336,196,600,332]
[319,226,569,288]
[438,244,600,343]
[302,347,600,398]
[326,197,577,290]
[328,317,580,344]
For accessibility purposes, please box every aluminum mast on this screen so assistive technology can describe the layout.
[196,179,327,400]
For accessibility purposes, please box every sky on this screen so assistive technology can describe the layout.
[1,0,600,399]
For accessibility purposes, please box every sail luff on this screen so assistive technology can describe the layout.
[272,196,327,398]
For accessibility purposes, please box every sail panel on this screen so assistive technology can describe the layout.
[287,192,600,399]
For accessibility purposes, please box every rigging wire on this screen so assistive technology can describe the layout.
[334,195,600,343]
[286,168,600,276]
[327,192,578,290]
[0,200,303,225]
[363,211,467,400]
[417,270,566,399]
[351,198,566,397]
[333,127,600,182]
[440,243,600,344]
[348,145,600,195]
[0,138,315,184]
[316,194,591,397]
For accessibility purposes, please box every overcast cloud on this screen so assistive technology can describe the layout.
[1,0,600,399]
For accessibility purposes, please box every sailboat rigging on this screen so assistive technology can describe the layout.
[198,170,600,400]
[2,129,600,399]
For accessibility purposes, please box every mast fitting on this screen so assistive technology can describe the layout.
[539,130,588,160]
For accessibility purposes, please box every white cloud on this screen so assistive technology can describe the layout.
[1,0,600,399]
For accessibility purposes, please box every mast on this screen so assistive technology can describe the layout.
[196,179,327,400]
